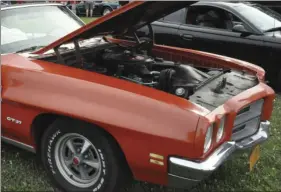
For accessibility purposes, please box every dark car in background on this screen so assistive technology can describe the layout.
[253,1,281,14]
[73,1,120,17]
[133,1,281,91]
[1,1,10,6]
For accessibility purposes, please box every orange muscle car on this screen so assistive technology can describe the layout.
[1,1,275,192]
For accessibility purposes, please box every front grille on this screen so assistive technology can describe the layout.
[232,99,264,141]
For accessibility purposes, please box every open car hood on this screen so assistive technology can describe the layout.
[35,1,195,54]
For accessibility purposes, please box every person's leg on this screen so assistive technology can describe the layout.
[85,2,89,17]
[89,2,94,17]
[72,3,76,15]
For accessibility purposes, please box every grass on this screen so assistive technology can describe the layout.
[1,145,53,191]
[80,17,97,24]
[1,17,281,192]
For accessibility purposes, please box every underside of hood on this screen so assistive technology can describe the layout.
[35,1,195,54]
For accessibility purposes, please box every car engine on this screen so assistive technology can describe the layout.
[87,45,214,99]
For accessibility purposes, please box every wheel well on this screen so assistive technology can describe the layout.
[102,6,113,13]
[31,113,133,178]
[31,113,60,152]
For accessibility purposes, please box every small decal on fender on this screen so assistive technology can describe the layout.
[149,153,165,166]
[149,153,164,160]
[6,117,22,124]
[150,159,164,166]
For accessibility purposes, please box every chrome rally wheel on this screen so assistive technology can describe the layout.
[41,118,131,192]
[54,133,101,188]
[102,8,111,16]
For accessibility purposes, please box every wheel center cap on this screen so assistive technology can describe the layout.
[73,156,80,165]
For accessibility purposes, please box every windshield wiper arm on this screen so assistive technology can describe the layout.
[264,26,281,33]
[16,46,45,53]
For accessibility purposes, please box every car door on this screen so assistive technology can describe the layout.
[93,1,103,16]
[136,8,186,47]
[177,6,227,54]
[177,5,266,65]
[77,3,86,16]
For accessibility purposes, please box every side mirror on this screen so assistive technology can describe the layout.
[232,24,249,33]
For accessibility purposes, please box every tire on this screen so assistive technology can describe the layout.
[41,118,130,192]
[102,7,112,16]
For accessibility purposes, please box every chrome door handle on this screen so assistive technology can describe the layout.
[180,34,193,41]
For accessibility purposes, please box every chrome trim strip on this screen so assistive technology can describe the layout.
[168,121,270,188]
[170,141,236,173]
[1,136,36,153]
[167,174,200,189]
[168,174,199,182]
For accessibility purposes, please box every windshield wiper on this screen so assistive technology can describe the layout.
[264,26,281,33]
[16,46,45,53]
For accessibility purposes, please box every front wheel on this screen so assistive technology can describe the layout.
[41,118,130,192]
[102,7,112,16]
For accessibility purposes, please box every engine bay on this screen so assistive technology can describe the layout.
[90,45,215,97]
[39,40,259,110]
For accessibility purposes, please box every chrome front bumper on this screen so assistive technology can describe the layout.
[168,121,270,190]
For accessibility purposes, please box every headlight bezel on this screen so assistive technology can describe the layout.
[216,116,226,142]
[203,124,214,153]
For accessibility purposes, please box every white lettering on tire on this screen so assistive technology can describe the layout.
[93,149,106,192]
[47,130,61,175]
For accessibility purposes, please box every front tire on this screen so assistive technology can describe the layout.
[41,118,129,192]
[102,7,112,16]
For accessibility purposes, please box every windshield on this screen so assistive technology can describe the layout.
[234,3,281,32]
[1,5,84,54]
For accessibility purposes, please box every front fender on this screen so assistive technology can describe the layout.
[1,54,208,185]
